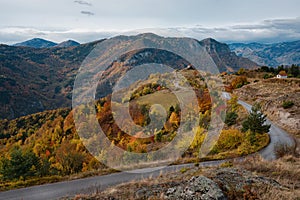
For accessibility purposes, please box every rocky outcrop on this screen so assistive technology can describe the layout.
[161,168,285,200]
[210,168,284,192]
[70,167,287,200]
[164,176,226,200]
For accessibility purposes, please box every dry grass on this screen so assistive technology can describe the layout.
[65,155,300,200]
[69,168,199,200]
[274,142,298,159]
[234,77,300,137]
[234,155,300,200]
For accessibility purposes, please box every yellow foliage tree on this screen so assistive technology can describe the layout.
[231,76,248,89]
[169,112,179,127]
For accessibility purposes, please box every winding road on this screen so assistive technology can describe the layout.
[0,161,225,200]
[222,92,295,160]
[0,93,295,200]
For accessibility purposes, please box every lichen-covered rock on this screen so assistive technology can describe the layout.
[209,168,286,193]
[164,176,226,200]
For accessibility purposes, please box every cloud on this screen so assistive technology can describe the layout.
[80,11,95,16]
[1,17,300,45]
[74,0,92,6]
[0,27,117,44]
[149,17,300,43]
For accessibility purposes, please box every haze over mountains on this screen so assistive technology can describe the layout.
[0,33,298,120]
[229,40,300,67]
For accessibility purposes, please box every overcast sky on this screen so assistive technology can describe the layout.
[1,0,300,44]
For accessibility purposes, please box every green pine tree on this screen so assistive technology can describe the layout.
[242,103,271,134]
[0,147,39,181]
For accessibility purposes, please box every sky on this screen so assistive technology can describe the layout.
[1,0,300,44]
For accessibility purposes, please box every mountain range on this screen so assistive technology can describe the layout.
[13,38,80,48]
[0,33,261,119]
[229,40,300,67]
[12,37,300,67]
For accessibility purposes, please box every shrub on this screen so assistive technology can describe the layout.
[55,141,86,175]
[237,131,269,155]
[225,111,238,126]
[227,95,239,112]
[282,101,294,109]
[220,161,233,168]
[237,68,246,75]
[212,129,243,153]
[263,74,273,79]
[180,167,188,173]
[231,76,248,89]
[154,130,163,142]
[0,147,39,181]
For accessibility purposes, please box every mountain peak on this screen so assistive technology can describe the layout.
[198,37,259,72]
[201,38,219,43]
[14,38,57,48]
[56,40,80,48]
[137,32,161,38]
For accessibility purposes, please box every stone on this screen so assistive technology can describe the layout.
[164,176,226,200]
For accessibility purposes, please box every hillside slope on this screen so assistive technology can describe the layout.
[234,78,300,136]
[0,41,101,119]
[200,38,259,72]
[0,34,257,119]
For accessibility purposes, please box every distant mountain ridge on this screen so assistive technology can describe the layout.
[1,34,258,119]
[13,38,80,48]
[13,38,300,67]
[14,38,58,48]
[229,40,300,67]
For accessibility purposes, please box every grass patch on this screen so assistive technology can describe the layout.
[0,168,118,192]
[135,90,179,109]
[180,167,189,174]
[220,161,233,168]
[0,176,63,191]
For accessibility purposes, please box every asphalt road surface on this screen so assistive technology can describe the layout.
[0,161,225,200]
[0,93,295,200]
